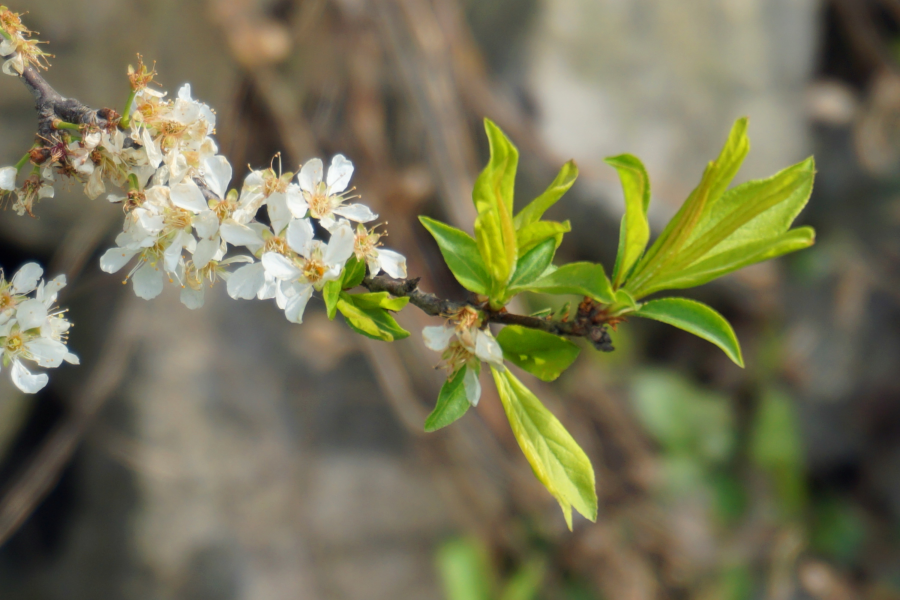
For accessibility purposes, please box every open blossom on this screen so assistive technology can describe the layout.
[0,263,77,394]
[422,307,505,406]
[0,165,16,191]
[353,223,407,279]
[299,155,376,230]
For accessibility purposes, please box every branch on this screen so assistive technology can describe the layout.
[362,274,615,351]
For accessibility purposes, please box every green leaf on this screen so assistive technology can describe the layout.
[337,294,410,341]
[514,160,578,229]
[323,279,341,320]
[436,538,494,600]
[496,326,580,382]
[419,216,491,295]
[605,154,651,288]
[508,238,556,289]
[346,291,410,312]
[491,367,597,529]
[749,388,807,515]
[516,220,571,257]
[341,255,366,289]
[474,203,518,298]
[474,118,519,215]
[641,226,815,295]
[634,297,743,367]
[626,118,750,294]
[512,262,614,304]
[424,367,471,432]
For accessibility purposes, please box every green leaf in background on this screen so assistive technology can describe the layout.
[347,291,409,312]
[749,388,807,516]
[496,326,580,382]
[323,279,341,320]
[419,216,491,295]
[491,367,597,529]
[625,118,750,294]
[514,159,578,229]
[436,537,494,600]
[474,203,518,299]
[473,118,519,216]
[512,262,614,304]
[516,220,571,257]
[643,226,815,295]
[633,297,744,367]
[605,154,651,288]
[425,367,471,432]
[337,294,410,342]
[499,558,546,600]
[341,255,366,289]
[508,238,556,289]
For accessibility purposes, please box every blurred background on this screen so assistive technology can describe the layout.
[0,0,898,598]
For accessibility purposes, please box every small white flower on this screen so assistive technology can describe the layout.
[422,307,505,406]
[299,155,377,230]
[353,223,407,279]
[0,166,17,191]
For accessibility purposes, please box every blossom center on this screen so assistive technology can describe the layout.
[263,236,290,256]
[5,332,23,354]
[0,291,15,312]
[302,257,326,283]
[164,208,192,231]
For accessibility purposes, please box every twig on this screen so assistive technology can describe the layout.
[362,274,614,351]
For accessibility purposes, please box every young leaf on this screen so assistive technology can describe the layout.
[512,262,614,304]
[473,118,519,215]
[323,279,341,320]
[496,326,581,382]
[605,154,650,288]
[508,238,556,289]
[424,367,471,432]
[419,216,491,295]
[491,367,597,529]
[436,538,494,600]
[341,255,366,289]
[516,220,571,257]
[514,160,578,229]
[633,297,744,367]
[626,118,750,293]
[346,291,410,312]
[641,227,815,295]
[337,294,410,341]
[474,203,518,297]
[499,558,546,600]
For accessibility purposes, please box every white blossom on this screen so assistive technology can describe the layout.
[299,155,376,230]
[0,166,16,191]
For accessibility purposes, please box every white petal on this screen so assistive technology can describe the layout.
[324,221,355,265]
[283,285,313,324]
[475,330,504,366]
[64,353,80,365]
[422,325,455,352]
[11,263,43,294]
[25,338,68,368]
[100,248,138,274]
[376,249,407,279]
[334,203,378,224]
[192,237,219,270]
[463,367,482,407]
[285,185,309,218]
[286,218,315,257]
[202,155,232,198]
[193,210,219,239]
[0,166,17,191]
[261,252,302,281]
[15,299,48,331]
[11,360,48,394]
[226,262,265,300]
[170,180,209,213]
[164,232,187,273]
[177,83,193,101]
[219,221,264,248]
[326,154,354,193]
[132,262,164,300]
[141,128,162,168]
[180,286,205,310]
[267,193,291,235]
[298,158,323,192]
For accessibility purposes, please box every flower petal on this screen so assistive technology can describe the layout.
[132,261,164,300]
[298,158,323,192]
[192,237,219,270]
[219,221,264,248]
[326,154,354,193]
[15,299,48,331]
[267,192,291,235]
[11,360,48,394]
[463,366,482,407]
[334,203,377,224]
[283,284,313,324]
[202,155,233,199]
[285,185,309,219]
[227,262,265,300]
[180,286,205,310]
[261,252,302,281]
[475,330,504,367]
[0,166,17,191]
[376,249,407,279]
[423,325,455,352]
[323,220,355,265]
[100,248,138,274]
[286,218,315,257]
[11,263,43,294]
[170,180,209,213]
[25,337,68,368]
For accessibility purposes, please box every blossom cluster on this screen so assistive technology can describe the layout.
[0,6,52,76]
[0,57,407,325]
[0,263,77,394]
